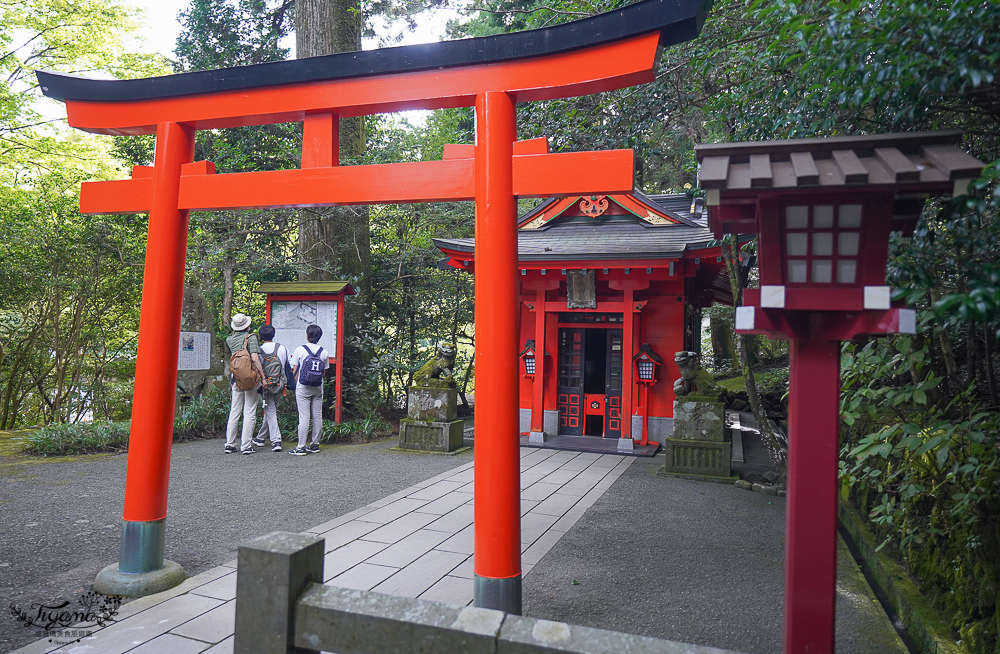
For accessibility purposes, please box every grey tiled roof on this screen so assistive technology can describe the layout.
[436,193,718,261]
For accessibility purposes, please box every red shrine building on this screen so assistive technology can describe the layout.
[435,191,733,454]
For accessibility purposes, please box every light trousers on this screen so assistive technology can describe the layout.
[295,385,323,448]
[226,383,259,451]
[255,390,283,444]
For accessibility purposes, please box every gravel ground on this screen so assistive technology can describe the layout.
[0,436,472,653]
[522,453,908,654]
[1,436,905,654]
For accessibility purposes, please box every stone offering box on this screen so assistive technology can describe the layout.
[398,387,465,453]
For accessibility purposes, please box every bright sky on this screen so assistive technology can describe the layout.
[123,0,464,124]
[126,0,464,60]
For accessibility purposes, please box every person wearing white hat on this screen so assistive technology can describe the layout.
[224,313,265,454]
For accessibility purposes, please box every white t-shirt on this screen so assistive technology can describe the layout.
[290,343,329,381]
[260,341,289,367]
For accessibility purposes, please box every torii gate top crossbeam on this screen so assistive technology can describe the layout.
[36,0,708,136]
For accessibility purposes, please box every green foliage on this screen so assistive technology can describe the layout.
[173,385,231,440]
[22,384,393,455]
[841,335,1000,651]
[23,421,132,456]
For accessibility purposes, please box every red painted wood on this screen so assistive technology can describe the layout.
[63,33,661,135]
[335,294,345,424]
[859,195,894,287]
[784,337,840,654]
[122,122,195,523]
[757,197,782,286]
[80,150,633,214]
[531,289,546,433]
[621,288,634,439]
[473,90,521,582]
[302,112,338,168]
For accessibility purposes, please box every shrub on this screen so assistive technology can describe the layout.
[22,386,394,456]
[24,421,132,456]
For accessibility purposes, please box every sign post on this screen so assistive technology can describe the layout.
[256,281,354,423]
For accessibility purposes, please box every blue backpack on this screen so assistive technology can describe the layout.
[298,345,325,387]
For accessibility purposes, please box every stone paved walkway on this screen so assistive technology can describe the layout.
[13,447,634,654]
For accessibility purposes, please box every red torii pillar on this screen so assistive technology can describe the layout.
[39,0,710,607]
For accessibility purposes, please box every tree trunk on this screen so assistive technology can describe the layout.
[709,313,735,370]
[296,0,374,416]
[222,257,234,333]
[929,290,960,392]
[983,323,998,406]
[296,0,369,293]
[721,236,787,482]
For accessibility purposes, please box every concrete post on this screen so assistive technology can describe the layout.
[234,531,325,654]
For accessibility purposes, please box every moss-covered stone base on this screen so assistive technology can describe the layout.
[398,419,464,453]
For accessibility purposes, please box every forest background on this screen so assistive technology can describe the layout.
[1,0,999,650]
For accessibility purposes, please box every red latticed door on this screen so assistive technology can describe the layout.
[604,329,624,438]
[557,328,584,435]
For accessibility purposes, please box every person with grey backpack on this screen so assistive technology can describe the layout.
[224,313,265,455]
[251,324,289,452]
[288,324,329,455]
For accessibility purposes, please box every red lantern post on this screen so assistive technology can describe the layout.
[632,343,662,446]
[698,130,985,654]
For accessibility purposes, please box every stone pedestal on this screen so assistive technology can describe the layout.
[398,387,464,453]
[659,399,731,479]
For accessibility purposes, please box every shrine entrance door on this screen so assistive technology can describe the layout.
[557,324,623,438]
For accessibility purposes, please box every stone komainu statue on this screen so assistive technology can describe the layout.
[673,351,700,397]
[412,342,458,389]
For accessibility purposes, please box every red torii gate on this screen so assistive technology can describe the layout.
[39,0,710,611]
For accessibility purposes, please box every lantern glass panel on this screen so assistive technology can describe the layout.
[837,260,857,284]
[788,259,808,283]
[812,232,833,256]
[838,232,860,256]
[524,356,535,376]
[839,204,862,228]
[787,233,808,256]
[813,205,834,228]
[786,206,809,229]
[638,361,654,380]
[812,259,833,283]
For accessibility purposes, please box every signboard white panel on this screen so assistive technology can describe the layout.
[271,300,338,359]
[178,331,212,370]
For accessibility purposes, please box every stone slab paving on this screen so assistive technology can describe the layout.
[13,447,632,654]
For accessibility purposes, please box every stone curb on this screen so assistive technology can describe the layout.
[733,479,785,497]
[838,503,966,654]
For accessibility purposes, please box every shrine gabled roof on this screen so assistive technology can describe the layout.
[36,0,709,103]
[516,190,703,229]
[435,192,719,262]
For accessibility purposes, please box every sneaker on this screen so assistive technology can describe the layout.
[224,445,237,454]
[252,438,266,447]
[288,447,308,456]
[241,448,256,455]
[307,443,320,453]
[271,443,283,452]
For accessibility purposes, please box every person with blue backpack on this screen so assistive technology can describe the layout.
[288,324,329,455]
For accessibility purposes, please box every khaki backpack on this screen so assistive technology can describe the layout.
[230,333,261,391]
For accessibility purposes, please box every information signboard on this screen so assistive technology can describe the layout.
[270,300,338,359]
[178,331,212,370]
